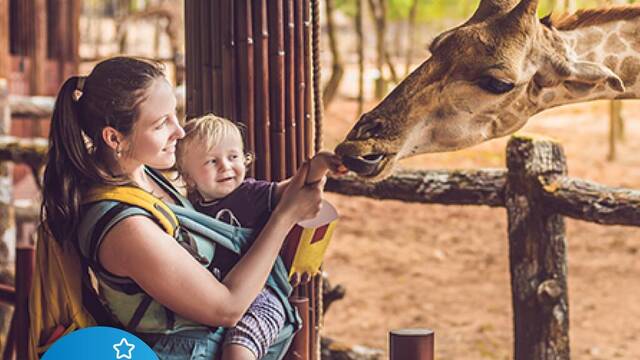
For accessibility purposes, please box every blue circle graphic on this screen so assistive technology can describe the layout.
[42,326,159,360]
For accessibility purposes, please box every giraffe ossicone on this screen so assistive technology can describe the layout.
[336,0,640,180]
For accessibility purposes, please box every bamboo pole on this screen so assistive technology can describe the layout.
[284,0,297,176]
[191,0,209,116]
[184,0,196,119]
[56,0,70,80]
[211,0,222,116]
[15,246,35,359]
[0,78,15,353]
[288,296,310,360]
[70,0,80,73]
[0,0,10,80]
[311,0,323,153]
[294,0,306,167]
[221,0,237,121]
[269,0,286,180]
[236,0,256,176]
[253,0,271,181]
[31,0,47,95]
[200,0,212,114]
[303,0,313,159]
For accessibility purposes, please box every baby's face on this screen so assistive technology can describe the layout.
[181,136,246,201]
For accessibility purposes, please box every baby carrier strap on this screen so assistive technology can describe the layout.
[84,186,179,237]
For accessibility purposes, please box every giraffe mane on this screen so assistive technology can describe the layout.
[549,4,640,31]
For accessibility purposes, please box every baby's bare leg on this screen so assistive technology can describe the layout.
[221,344,256,360]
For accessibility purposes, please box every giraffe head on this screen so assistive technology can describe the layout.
[336,0,625,180]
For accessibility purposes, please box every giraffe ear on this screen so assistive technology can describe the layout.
[566,61,625,92]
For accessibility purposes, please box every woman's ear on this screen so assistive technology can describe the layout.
[102,126,124,152]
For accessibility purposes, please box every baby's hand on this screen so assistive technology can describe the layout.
[312,151,348,176]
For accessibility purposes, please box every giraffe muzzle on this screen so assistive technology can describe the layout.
[341,153,391,178]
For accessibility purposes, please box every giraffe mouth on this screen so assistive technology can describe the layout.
[341,153,394,178]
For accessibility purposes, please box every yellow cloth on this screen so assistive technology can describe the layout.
[28,228,96,360]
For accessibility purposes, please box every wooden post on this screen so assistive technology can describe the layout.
[0,78,15,345]
[389,329,434,360]
[0,0,9,79]
[505,136,570,360]
[31,0,47,95]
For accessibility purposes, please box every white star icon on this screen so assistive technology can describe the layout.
[113,337,135,359]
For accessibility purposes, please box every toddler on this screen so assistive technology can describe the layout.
[175,114,343,360]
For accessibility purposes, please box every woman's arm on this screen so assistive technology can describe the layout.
[98,162,322,327]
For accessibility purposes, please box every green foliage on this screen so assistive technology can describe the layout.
[334,0,638,24]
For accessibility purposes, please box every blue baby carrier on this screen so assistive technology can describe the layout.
[75,168,300,360]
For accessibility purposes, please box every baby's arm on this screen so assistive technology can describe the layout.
[306,151,346,184]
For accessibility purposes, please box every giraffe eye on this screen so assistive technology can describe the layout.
[477,76,515,94]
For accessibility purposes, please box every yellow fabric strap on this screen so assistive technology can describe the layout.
[84,186,178,237]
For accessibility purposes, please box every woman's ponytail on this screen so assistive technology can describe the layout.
[42,76,97,244]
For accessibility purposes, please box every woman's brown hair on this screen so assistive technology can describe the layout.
[41,57,165,244]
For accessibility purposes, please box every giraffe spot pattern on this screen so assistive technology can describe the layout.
[619,57,640,87]
[616,92,637,100]
[620,21,640,53]
[577,30,603,55]
[603,55,619,72]
[542,92,555,103]
[563,81,595,96]
[582,51,597,62]
[604,34,627,54]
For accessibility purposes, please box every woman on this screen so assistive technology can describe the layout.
[41,56,324,359]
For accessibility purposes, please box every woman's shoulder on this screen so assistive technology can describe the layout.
[76,200,158,262]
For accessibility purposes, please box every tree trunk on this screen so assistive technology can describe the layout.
[404,0,419,77]
[321,0,344,109]
[505,136,570,360]
[367,0,386,100]
[355,0,364,116]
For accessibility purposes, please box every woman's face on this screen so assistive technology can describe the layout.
[122,78,185,169]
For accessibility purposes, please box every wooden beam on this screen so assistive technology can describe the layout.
[326,169,507,207]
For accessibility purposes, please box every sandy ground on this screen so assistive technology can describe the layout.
[319,96,640,360]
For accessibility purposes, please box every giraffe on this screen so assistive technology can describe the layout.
[335,0,640,180]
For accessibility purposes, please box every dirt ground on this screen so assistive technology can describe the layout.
[319,94,640,359]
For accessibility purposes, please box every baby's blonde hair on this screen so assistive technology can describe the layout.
[176,114,252,176]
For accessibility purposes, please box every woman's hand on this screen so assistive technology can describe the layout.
[274,161,325,226]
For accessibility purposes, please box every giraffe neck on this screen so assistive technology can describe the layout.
[542,17,640,109]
